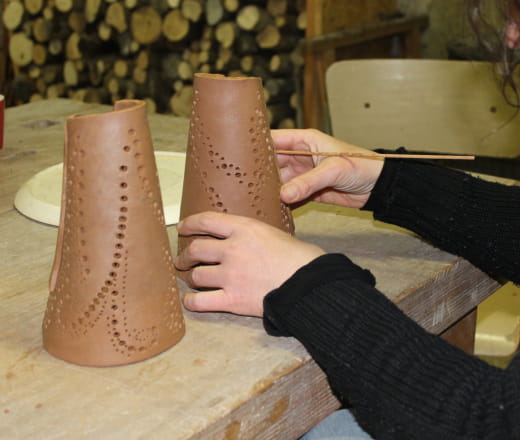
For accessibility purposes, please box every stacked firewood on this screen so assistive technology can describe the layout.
[3,0,306,127]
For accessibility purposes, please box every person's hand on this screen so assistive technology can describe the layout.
[272,129,385,209]
[175,212,325,317]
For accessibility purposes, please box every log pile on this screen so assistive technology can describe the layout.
[3,0,306,127]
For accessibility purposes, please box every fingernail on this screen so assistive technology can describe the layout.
[183,293,193,309]
[282,184,298,202]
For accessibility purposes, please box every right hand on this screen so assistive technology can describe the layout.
[272,129,385,209]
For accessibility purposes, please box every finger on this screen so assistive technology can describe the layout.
[281,157,348,203]
[175,237,224,270]
[177,211,238,238]
[188,264,223,289]
[271,128,316,151]
[183,290,232,313]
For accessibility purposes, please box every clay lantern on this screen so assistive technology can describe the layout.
[178,73,294,259]
[43,100,185,367]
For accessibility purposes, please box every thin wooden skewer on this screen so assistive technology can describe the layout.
[277,150,475,160]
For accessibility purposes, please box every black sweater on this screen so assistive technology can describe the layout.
[263,160,520,440]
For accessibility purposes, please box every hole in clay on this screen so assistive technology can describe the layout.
[119,216,127,222]
[120,195,128,202]
[115,243,123,249]
[111,290,118,296]
[116,233,125,240]
[123,145,131,152]
[120,207,128,213]
[105,280,113,286]
[128,129,136,136]
[114,332,120,337]
[118,224,126,231]
[120,182,128,188]
[111,305,118,311]
[120,165,128,172]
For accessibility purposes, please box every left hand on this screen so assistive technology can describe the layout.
[175,212,325,317]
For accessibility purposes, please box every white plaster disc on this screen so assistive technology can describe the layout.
[14,151,186,226]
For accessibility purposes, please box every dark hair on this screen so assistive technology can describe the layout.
[467,0,520,105]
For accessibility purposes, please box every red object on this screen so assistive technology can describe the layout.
[0,95,4,150]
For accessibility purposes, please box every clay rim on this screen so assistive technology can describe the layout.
[67,99,146,121]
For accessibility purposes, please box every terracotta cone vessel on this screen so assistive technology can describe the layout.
[43,100,185,367]
[178,73,294,269]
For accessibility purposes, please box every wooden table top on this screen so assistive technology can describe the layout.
[0,99,502,439]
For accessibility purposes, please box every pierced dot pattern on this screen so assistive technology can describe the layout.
[179,74,294,258]
[43,100,185,367]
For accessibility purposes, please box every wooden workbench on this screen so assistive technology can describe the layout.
[0,100,502,439]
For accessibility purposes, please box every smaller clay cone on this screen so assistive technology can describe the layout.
[178,73,294,264]
[43,100,185,366]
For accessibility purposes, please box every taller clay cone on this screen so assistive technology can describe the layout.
[178,73,294,255]
[43,100,185,367]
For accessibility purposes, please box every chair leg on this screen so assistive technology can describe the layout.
[440,309,477,355]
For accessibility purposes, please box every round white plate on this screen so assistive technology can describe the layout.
[14,151,186,226]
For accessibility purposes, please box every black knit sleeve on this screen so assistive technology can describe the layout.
[263,254,520,439]
[363,159,520,284]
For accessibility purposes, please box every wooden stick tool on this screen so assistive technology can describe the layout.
[277,150,475,160]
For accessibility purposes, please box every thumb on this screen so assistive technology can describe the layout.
[281,158,346,203]
[183,290,231,313]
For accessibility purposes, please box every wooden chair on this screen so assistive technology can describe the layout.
[326,58,520,158]
[325,58,520,355]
